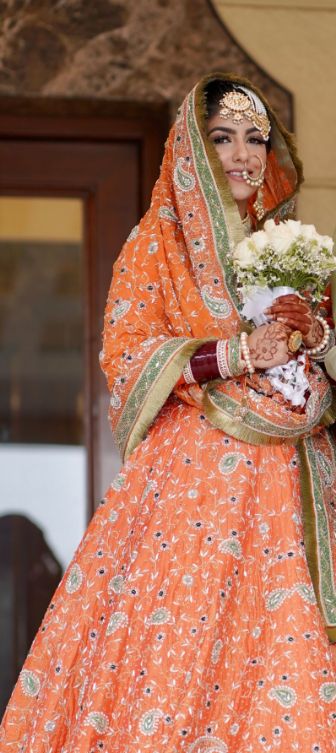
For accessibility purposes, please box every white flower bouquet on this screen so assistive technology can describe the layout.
[233,219,336,406]
[234,219,335,305]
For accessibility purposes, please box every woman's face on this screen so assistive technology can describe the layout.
[206,113,268,219]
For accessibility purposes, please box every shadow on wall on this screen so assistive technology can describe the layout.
[0,514,62,716]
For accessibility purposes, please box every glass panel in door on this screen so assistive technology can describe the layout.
[0,196,86,571]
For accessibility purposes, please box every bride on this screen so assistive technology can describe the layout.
[1,72,335,753]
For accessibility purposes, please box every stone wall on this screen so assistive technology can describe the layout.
[0,0,292,125]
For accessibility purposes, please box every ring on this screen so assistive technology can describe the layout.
[288,330,303,353]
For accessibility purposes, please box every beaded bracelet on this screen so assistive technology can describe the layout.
[183,360,196,384]
[306,315,331,356]
[240,331,255,374]
[308,325,335,361]
[216,339,232,379]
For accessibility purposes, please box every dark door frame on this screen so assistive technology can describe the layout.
[0,97,169,516]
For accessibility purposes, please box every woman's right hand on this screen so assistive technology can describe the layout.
[247,322,290,370]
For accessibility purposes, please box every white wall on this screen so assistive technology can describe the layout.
[213,0,336,236]
[0,444,87,571]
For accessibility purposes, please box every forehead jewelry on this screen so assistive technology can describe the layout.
[219,90,271,141]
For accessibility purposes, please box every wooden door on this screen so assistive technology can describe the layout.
[0,99,168,711]
[0,99,168,516]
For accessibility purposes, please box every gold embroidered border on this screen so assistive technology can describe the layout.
[297,438,336,644]
[202,383,336,447]
[123,338,209,460]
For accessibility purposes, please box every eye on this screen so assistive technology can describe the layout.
[248,136,265,145]
[212,134,230,145]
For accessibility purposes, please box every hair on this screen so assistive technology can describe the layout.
[205,79,239,119]
[204,78,271,150]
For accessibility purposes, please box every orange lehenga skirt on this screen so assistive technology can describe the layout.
[1,398,335,753]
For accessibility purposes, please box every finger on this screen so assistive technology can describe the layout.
[266,304,311,315]
[272,294,302,304]
[266,300,310,310]
[276,317,310,333]
[276,315,310,329]
[268,314,312,327]
[267,313,312,328]
[266,313,310,324]
[272,294,298,301]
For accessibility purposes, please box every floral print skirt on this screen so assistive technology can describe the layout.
[1,398,335,752]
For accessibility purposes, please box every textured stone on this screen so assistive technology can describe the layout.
[0,20,66,91]
[0,0,292,126]
[55,0,128,42]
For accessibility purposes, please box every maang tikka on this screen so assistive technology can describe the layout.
[218,90,271,142]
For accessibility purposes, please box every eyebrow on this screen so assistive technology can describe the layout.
[207,125,261,136]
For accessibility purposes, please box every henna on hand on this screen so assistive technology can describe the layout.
[247,323,290,370]
[265,294,323,347]
[249,323,288,363]
[303,317,324,349]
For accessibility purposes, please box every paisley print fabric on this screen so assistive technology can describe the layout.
[1,73,335,752]
[1,402,335,751]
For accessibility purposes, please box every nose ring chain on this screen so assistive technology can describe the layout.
[242,154,266,188]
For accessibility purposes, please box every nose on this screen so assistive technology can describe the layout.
[232,137,249,164]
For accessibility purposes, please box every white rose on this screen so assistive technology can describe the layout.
[233,239,258,268]
[263,219,276,233]
[263,219,298,254]
[300,223,317,242]
[284,220,303,235]
[251,230,268,252]
[321,234,334,253]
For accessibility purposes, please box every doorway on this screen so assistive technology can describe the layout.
[0,97,168,712]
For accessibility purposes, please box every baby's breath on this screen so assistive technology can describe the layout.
[233,221,335,302]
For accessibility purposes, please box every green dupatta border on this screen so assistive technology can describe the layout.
[119,338,210,461]
[298,436,336,643]
[324,271,336,380]
[188,85,244,315]
[202,380,336,446]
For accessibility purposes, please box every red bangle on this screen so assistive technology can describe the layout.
[187,341,220,384]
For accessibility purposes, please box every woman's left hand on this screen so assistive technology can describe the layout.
[264,294,323,349]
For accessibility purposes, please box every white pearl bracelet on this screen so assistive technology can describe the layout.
[306,315,331,355]
[240,331,255,374]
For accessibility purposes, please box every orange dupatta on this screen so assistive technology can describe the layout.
[99,73,336,642]
[100,72,333,459]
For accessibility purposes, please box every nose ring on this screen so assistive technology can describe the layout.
[242,154,266,188]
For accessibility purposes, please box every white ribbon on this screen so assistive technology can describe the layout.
[241,285,310,407]
[241,285,295,326]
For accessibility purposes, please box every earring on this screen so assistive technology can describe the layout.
[241,154,266,221]
[253,185,265,221]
